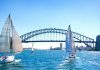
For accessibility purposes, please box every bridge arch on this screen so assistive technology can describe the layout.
[20,28,95,49]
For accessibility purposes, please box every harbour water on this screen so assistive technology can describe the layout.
[0,49,100,70]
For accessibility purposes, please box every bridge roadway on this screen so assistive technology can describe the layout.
[22,40,96,43]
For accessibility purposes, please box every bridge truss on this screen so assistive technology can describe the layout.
[20,28,95,49]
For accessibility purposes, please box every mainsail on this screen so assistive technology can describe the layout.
[66,25,76,55]
[0,15,23,53]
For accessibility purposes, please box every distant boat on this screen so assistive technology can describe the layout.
[0,15,23,64]
[65,25,76,59]
[31,43,35,52]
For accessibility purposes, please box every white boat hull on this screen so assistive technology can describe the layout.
[68,54,75,60]
[5,56,14,63]
[0,56,14,64]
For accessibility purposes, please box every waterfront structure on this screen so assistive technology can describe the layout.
[20,28,95,50]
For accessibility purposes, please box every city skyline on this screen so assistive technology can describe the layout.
[0,0,100,41]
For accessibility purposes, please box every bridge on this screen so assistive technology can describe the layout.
[20,28,95,49]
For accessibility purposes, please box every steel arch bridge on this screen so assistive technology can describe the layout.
[20,28,95,49]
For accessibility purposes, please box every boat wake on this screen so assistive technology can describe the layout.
[88,61,100,67]
[59,56,80,66]
[14,59,21,63]
[6,59,21,64]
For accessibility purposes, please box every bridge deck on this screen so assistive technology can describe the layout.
[22,40,96,43]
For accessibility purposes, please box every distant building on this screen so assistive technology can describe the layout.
[60,43,63,49]
[50,43,63,50]
[95,35,100,51]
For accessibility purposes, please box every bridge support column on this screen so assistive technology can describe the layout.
[95,35,100,51]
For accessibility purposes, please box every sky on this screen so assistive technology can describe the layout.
[0,0,100,49]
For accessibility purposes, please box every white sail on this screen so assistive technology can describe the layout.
[12,23,23,53]
[66,25,76,55]
[32,43,34,51]
[0,15,23,53]
[0,15,11,52]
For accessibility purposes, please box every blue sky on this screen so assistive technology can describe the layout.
[0,0,100,40]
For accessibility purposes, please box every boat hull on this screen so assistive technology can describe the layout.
[0,56,14,64]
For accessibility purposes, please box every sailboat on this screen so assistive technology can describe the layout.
[65,25,76,59]
[0,15,23,64]
[31,43,35,52]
